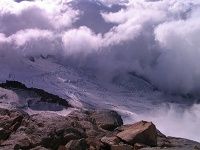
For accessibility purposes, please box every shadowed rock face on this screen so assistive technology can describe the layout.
[0,80,70,111]
[0,108,199,150]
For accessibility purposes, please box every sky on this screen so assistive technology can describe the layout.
[0,0,200,95]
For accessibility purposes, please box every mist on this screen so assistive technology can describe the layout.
[121,103,200,142]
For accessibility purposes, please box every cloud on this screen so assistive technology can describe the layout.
[0,0,79,36]
[62,26,102,55]
[99,0,128,6]
[151,9,200,94]
[1,0,200,96]
[140,104,200,142]
[11,29,53,46]
[99,0,200,96]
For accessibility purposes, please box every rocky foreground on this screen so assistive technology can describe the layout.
[0,81,200,150]
[0,108,200,150]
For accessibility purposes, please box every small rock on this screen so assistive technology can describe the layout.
[111,144,133,150]
[134,143,147,150]
[29,56,35,62]
[88,145,95,150]
[101,136,120,146]
[58,145,67,150]
[31,146,50,150]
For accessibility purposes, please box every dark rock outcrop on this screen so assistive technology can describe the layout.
[0,80,70,110]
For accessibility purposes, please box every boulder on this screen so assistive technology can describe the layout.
[63,133,81,144]
[88,110,123,131]
[64,139,88,150]
[117,121,157,146]
[68,110,99,135]
[86,136,108,150]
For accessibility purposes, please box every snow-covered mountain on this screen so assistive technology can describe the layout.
[0,0,200,142]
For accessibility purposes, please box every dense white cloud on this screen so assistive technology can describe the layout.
[152,7,200,93]
[0,0,79,36]
[1,0,200,95]
[11,29,53,46]
[62,26,102,55]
